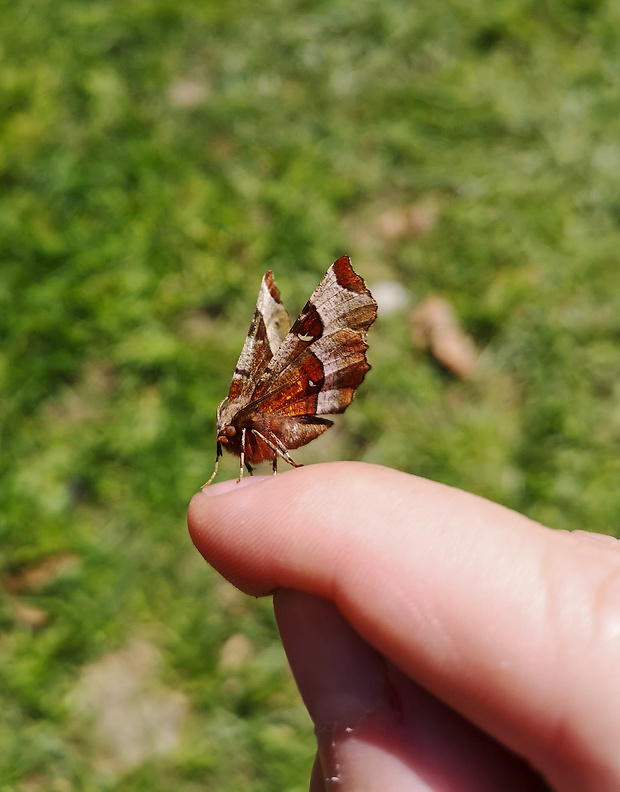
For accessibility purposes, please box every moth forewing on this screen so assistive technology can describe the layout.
[202,256,377,487]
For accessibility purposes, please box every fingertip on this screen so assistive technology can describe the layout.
[193,474,271,502]
[187,476,271,538]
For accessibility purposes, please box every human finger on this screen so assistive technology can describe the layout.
[188,462,620,790]
[275,589,549,791]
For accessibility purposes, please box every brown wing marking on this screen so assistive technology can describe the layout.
[248,257,377,414]
[250,348,324,417]
[227,270,291,402]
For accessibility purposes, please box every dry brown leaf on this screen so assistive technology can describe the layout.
[11,600,51,628]
[3,553,81,593]
[410,296,479,378]
[376,199,439,241]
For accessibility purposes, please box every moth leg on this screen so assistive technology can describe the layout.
[272,442,302,469]
[251,429,302,471]
[272,457,277,475]
[245,461,254,476]
[237,427,247,483]
[267,430,304,469]
[202,442,222,489]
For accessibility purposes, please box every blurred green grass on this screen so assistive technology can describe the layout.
[2,0,620,788]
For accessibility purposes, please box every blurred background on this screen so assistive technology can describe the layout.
[2,0,620,789]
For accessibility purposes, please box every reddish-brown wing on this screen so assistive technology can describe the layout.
[236,256,377,422]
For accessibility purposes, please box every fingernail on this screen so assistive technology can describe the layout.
[198,476,271,496]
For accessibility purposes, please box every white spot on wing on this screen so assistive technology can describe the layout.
[317,389,346,412]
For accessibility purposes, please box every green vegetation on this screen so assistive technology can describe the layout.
[2,0,619,788]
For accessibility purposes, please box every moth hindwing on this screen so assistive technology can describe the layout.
[203,256,377,486]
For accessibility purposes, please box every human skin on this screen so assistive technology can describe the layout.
[187,462,620,792]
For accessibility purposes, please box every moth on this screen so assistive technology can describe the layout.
[203,256,377,486]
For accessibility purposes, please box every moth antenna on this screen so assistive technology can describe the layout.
[202,442,222,489]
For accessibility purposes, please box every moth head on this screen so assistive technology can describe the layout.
[215,399,239,446]
[217,424,237,446]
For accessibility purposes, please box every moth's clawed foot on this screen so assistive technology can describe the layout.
[201,472,216,489]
